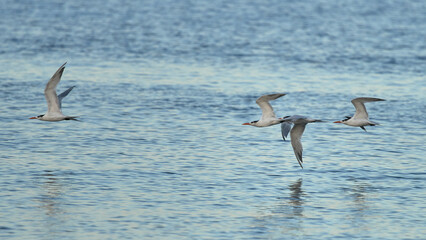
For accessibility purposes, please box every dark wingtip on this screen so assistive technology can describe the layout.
[64,116,79,121]
[296,152,303,168]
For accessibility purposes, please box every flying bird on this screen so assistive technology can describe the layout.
[281,115,324,168]
[242,93,286,127]
[30,62,78,121]
[333,97,385,131]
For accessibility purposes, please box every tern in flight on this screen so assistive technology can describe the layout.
[30,62,78,121]
[280,115,324,168]
[333,97,385,131]
[242,93,287,127]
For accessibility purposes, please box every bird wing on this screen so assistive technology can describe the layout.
[290,123,307,168]
[281,122,293,141]
[57,86,75,109]
[351,97,385,120]
[256,93,285,121]
[44,62,66,114]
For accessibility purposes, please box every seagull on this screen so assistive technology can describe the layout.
[333,97,385,131]
[30,62,78,121]
[242,93,286,127]
[281,115,324,168]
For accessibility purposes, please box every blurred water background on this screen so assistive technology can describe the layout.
[0,0,425,239]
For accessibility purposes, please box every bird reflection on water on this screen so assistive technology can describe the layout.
[287,178,304,217]
[343,179,375,233]
[253,178,306,237]
[34,170,69,238]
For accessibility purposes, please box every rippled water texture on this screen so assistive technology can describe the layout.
[0,0,425,239]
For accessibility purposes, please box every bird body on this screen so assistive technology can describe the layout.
[30,63,78,121]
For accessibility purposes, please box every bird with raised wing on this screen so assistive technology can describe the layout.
[242,93,286,127]
[333,97,385,131]
[30,62,78,121]
[281,115,324,168]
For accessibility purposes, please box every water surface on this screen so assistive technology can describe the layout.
[0,0,425,239]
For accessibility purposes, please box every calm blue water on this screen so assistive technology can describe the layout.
[1,0,425,239]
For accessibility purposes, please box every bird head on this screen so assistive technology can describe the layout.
[29,114,44,120]
[334,116,351,123]
[242,120,258,126]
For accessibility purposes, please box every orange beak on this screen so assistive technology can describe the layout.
[29,117,37,119]
[333,121,342,123]
[242,123,250,125]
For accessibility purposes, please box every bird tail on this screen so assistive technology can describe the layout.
[368,120,380,126]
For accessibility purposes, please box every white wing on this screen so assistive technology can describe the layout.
[351,97,385,120]
[57,86,75,109]
[256,93,285,121]
[44,62,66,114]
[281,122,293,141]
[290,123,307,168]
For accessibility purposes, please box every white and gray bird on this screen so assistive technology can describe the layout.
[30,62,78,121]
[333,97,385,131]
[281,115,324,168]
[242,93,286,127]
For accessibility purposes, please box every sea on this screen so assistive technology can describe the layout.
[0,0,425,239]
